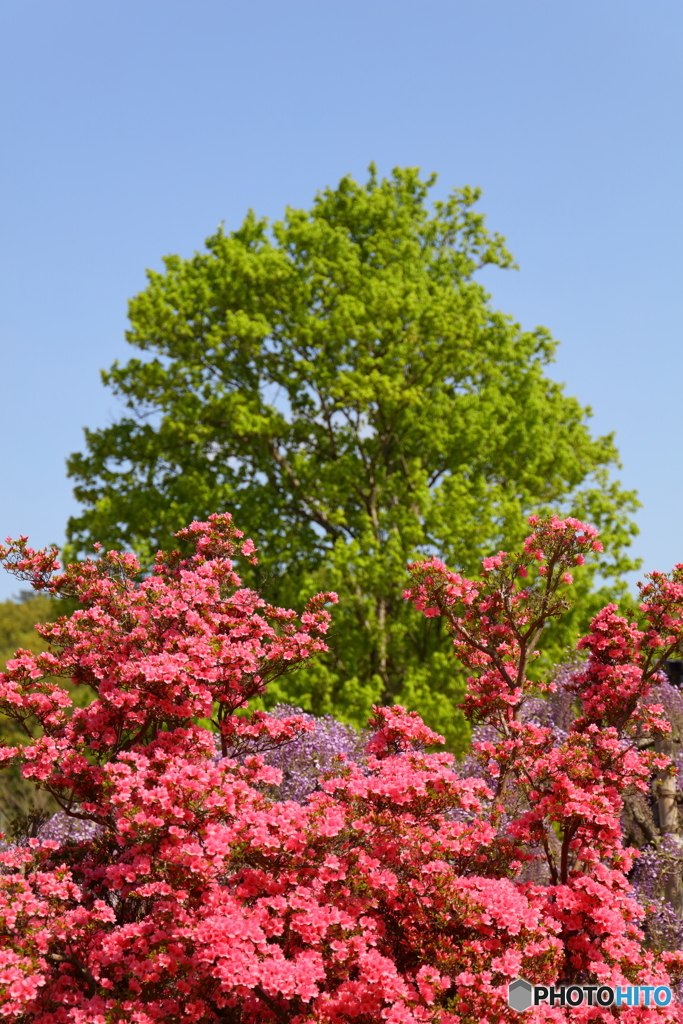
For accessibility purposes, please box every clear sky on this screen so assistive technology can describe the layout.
[0,0,681,599]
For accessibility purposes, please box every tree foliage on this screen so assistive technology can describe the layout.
[66,167,638,747]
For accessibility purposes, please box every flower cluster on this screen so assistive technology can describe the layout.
[405,515,683,1018]
[0,514,681,1022]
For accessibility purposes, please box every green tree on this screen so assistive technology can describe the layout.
[65,166,638,749]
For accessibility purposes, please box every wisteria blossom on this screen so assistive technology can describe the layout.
[231,704,369,803]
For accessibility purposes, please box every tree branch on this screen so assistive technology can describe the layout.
[47,953,97,998]
[267,441,341,539]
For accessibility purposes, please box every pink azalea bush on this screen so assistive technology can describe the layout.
[0,513,681,1022]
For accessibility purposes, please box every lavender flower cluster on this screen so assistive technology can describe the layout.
[37,811,102,845]
[251,704,369,803]
[526,659,580,736]
[653,676,683,782]
[630,837,683,951]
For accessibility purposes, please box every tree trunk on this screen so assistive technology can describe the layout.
[654,732,682,914]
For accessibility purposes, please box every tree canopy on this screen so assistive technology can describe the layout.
[66,166,638,747]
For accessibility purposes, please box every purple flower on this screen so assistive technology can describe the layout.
[37,811,102,845]
[631,837,683,952]
[257,704,369,802]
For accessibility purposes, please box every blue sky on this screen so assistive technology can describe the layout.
[0,0,681,598]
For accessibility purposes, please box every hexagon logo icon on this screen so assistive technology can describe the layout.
[508,978,533,1012]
